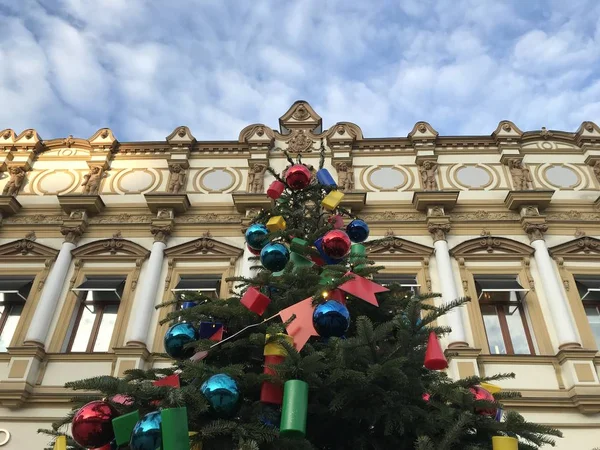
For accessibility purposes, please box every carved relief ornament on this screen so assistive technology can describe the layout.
[286,129,314,153]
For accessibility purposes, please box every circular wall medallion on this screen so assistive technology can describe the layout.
[368,167,406,190]
[0,429,10,446]
[201,169,235,192]
[456,166,491,188]
[119,170,155,193]
[545,165,579,188]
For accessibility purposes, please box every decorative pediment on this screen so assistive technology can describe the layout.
[279,101,322,134]
[165,234,243,260]
[408,122,438,142]
[0,129,16,149]
[88,128,119,151]
[166,126,196,146]
[492,120,523,141]
[451,236,533,260]
[0,238,59,260]
[238,124,275,145]
[549,237,600,260]
[325,122,363,145]
[575,121,600,146]
[366,236,433,261]
[14,129,43,152]
[72,237,150,260]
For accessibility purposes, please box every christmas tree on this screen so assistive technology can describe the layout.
[42,149,562,450]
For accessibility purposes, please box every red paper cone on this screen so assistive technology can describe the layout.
[424,331,448,370]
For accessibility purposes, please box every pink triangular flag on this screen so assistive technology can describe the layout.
[279,298,319,351]
[338,272,388,306]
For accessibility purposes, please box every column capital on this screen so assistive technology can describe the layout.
[521,216,548,243]
[60,222,86,244]
[428,220,451,243]
[150,221,173,244]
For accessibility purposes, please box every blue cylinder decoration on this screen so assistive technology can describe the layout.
[181,301,197,310]
[346,219,370,243]
[245,223,269,251]
[313,300,350,338]
[201,374,240,417]
[130,411,162,450]
[316,168,337,187]
[260,243,290,272]
[164,322,199,359]
[314,237,342,265]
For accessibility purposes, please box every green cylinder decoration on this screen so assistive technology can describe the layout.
[350,243,367,269]
[280,380,308,438]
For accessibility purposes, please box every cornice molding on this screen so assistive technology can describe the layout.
[164,233,243,260]
[72,238,150,260]
[450,236,534,260]
[549,237,600,260]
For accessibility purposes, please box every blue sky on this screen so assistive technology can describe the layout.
[0,0,599,141]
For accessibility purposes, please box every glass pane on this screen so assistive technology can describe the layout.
[93,305,118,352]
[584,306,600,349]
[504,305,531,354]
[481,305,506,355]
[0,304,23,352]
[70,305,98,352]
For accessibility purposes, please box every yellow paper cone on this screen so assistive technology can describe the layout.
[481,382,502,394]
[492,436,518,450]
[53,436,66,450]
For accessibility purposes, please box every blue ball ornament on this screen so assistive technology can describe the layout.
[201,373,240,416]
[245,223,269,250]
[130,411,162,450]
[313,300,350,338]
[260,243,290,272]
[346,219,369,243]
[164,322,199,359]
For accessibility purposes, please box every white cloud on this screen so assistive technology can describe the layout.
[0,0,599,141]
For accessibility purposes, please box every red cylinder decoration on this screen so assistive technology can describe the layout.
[424,331,448,370]
[285,164,311,190]
[261,355,286,404]
[247,244,261,256]
[267,180,285,199]
[328,288,346,305]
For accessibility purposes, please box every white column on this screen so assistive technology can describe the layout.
[531,239,581,348]
[125,241,166,346]
[24,242,76,346]
[434,239,468,346]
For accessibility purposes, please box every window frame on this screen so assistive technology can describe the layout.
[574,275,600,350]
[0,275,39,351]
[476,280,536,355]
[66,278,125,353]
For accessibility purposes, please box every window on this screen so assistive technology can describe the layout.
[66,277,125,353]
[172,275,221,308]
[373,274,420,297]
[475,275,534,355]
[575,276,600,348]
[0,277,33,352]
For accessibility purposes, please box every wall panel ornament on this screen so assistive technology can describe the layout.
[31,169,79,195]
[448,164,497,190]
[112,168,162,194]
[361,165,412,192]
[535,163,588,191]
[194,168,241,193]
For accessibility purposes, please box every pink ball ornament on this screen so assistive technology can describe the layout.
[321,230,351,259]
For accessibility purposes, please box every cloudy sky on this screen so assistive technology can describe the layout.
[0,0,599,142]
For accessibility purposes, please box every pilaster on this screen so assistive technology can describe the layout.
[0,346,46,407]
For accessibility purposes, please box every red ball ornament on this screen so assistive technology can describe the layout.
[72,400,119,448]
[285,164,311,190]
[469,386,497,417]
[247,244,261,256]
[321,230,351,259]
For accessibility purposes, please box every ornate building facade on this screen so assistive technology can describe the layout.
[0,102,599,448]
